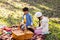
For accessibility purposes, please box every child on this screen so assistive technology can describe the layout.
[0,28,3,40]
[21,7,34,32]
[32,12,49,40]
[0,25,5,40]
[3,27,12,40]
[1,26,12,40]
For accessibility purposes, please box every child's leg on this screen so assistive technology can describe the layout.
[37,34,46,40]
[35,29,42,34]
[27,28,34,33]
[36,35,43,40]
[31,34,39,40]
[0,36,3,40]
[0,38,3,40]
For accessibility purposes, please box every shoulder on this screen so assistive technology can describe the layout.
[41,17,49,22]
[27,13,32,17]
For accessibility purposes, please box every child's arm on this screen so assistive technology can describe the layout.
[29,15,33,26]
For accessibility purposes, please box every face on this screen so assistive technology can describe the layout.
[23,11,28,15]
[37,16,42,20]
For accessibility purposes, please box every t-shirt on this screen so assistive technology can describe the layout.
[22,15,26,24]
[22,13,33,27]
[36,16,49,34]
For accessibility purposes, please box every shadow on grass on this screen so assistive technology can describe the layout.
[45,24,60,40]
[21,0,60,18]
[0,1,21,12]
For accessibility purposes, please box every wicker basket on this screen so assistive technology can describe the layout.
[24,30,33,39]
[12,30,34,40]
[12,30,25,40]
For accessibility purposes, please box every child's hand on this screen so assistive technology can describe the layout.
[31,27,36,30]
[36,27,43,30]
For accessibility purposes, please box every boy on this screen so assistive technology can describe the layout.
[21,7,34,32]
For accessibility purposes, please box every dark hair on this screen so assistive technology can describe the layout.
[23,7,29,11]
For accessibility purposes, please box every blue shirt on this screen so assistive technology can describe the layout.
[22,13,33,27]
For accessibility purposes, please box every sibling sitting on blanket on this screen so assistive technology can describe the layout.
[0,26,12,40]
[32,12,49,40]
[0,28,3,40]
[20,7,34,32]
[3,27,12,40]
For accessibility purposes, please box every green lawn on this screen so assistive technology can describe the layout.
[0,0,60,40]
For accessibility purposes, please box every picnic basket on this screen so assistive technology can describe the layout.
[12,30,25,40]
[24,30,33,40]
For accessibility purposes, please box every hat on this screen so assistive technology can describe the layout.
[35,12,42,17]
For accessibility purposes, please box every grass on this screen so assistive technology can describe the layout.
[0,0,60,40]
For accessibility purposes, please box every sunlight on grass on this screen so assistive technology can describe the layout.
[37,4,53,11]
[49,18,60,29]
[0,19,9,26]
[0,0,60,40]
[0,8,14,18]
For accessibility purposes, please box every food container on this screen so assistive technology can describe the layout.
[12,30,25,40]
[24,30,33,39]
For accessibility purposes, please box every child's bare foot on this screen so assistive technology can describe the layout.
[36,36,40,40]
